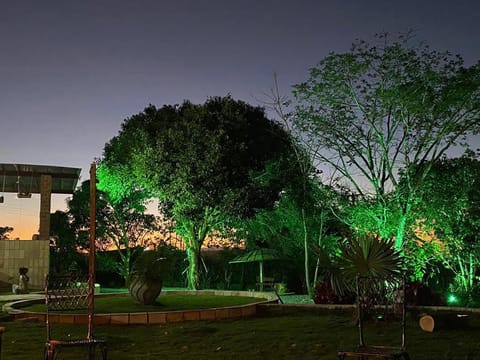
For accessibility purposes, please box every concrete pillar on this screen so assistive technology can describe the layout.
[39,174,52,240]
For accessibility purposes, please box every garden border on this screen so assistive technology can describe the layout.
[3,290,279,325]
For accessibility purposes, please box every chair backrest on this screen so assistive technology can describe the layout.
[45,274,92,340]
[356,275,406,349]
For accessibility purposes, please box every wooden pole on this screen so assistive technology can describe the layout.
[87,163,96,341]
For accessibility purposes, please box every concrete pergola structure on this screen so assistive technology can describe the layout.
[0,163,81,239]
[0,164,81,288]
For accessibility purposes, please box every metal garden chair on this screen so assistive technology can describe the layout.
[44,274,107,360]
[337,275,410,360]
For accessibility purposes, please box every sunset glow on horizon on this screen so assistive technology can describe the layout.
[1,1,479,241]
[0,193,70,240]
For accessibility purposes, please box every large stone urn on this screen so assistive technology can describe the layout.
[128,250,168,305]
[128,275,163,305]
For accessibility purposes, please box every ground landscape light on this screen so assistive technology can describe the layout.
[447,293,458,304]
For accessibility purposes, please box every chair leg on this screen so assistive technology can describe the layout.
[100,344,107,360]
[88,344,95,360]
[44,344,53,360]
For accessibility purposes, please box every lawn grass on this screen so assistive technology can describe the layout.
[21,293,266,313]
[1,309,479,359]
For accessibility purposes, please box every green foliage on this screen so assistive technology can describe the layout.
[338,235,402,279]
[103,97,295,222]
[293,32,480,249]
[344,197,401,240]
[238,184,345,294]
[97,162,152,210]
[403,240,443,283]
[95,251,123,273]
[404,153,480,304]
[313,234,403,296]
[57,179,158,283]
[101,96,300,289]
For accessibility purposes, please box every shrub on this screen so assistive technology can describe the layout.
[405,281,445,306]
[313,280,354,304]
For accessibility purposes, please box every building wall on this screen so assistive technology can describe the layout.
[0,239,49,289]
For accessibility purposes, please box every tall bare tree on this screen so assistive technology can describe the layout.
[265,78,343,296]
[293,33,480,249]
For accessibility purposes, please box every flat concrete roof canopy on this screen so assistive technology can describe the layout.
[0,163,81,195]
[0,163,81,240]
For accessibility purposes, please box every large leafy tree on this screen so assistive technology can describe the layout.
[406,153,480,302]
[101,96,299,289]
[293,33,480,250]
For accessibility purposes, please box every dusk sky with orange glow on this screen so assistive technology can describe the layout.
[1,0,479,239]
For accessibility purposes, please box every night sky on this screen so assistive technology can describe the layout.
[1,0,479,238]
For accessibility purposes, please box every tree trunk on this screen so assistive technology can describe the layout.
[183,211,215,290]
[186,244,201,290]
[395,193,415,251]
[394,216,406,250]
[313,211,325,289]
[302,209,312,296]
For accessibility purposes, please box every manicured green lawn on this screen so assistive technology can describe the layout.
[1,310,479,359]
[21,293,266,313]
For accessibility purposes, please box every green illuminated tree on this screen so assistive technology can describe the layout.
[67,179,158,283]
[407,153,480,302]
[344,196,401,240]
[0,226,13,240]
[240,182,345,295]
[101,96,299,289]
[293,33,480,250]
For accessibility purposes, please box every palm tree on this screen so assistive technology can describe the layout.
[314,234,403,297]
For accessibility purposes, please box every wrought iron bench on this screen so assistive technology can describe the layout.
[337,275,410,360]
[44,274,107,360]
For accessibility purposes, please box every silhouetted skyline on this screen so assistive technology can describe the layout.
[1,0,479,238]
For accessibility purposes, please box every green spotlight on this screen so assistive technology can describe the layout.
[447,293,458,304]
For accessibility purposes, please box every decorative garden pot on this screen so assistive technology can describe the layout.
[128,277,163,305]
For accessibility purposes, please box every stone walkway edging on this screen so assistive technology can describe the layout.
[4,290,279,325]
[258,303,480,314]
